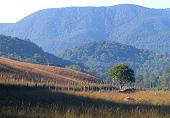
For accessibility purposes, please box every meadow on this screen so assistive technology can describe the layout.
[0,57,170,118]
[0,84,170,118]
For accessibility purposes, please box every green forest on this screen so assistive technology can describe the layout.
[60,41,170,89]
[0,35,73,67]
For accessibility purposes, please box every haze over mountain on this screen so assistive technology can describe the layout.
[0,4,170,54]
[60,41,170,79]
[0,35,73,67]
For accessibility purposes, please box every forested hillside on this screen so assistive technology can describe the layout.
[0,35,73,67]
[60,41,170,88]
[0,4,170,53]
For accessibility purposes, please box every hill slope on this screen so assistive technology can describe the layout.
[0,57,99,86]
[60,41,170,78]
[0,4,170,53]
[0,35,73,66]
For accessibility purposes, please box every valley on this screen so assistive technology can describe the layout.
[0,3,170,118]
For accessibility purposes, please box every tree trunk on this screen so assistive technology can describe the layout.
[120,81,125,89]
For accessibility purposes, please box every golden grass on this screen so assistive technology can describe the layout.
[0,57,100,86]
[66,90,170,105]
[0,85,169,118]
[0,57,170,118]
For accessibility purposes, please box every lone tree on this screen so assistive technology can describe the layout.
[108,64,135,89]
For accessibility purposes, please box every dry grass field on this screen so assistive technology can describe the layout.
[0,85,169,118]
[67,90,170,105]
[0,57,101,87]
[0,57,170,118]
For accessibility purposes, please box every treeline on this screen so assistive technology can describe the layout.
[0,63,118,92]
[60,41,170,89]
[136,68,170,89]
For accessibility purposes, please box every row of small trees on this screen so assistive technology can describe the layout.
[51,64,136,91]
[0,62,135,90]
[108,64,170,89]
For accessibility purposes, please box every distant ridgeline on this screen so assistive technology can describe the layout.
[0,34,169,88]
[0,35,74,67]
[0,4,170,88]
[0,4,170,54]
[60,41,170,88]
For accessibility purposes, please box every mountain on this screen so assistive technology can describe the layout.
[0,57,100,86]
[0,4,170,53]
[0,35,73,66]
[59,41,170,79]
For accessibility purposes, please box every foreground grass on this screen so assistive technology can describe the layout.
[68,90,170,105]
[0,84,170,118]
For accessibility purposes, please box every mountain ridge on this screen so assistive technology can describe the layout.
[0,35,73,67]
[60,40,170,79]
[1,4,170,53]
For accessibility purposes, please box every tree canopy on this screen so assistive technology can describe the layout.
[108,64,135,89]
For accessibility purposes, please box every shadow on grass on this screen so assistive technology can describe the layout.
[0,84,170,115]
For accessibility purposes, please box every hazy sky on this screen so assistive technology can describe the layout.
[0,0,170,23]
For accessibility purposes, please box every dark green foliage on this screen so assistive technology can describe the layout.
[60,41,150,73]
[60,41,170,88]
[108,64,135,88]
[1,4,170,53]
[0,35,73,67]
[159,68,170,89]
